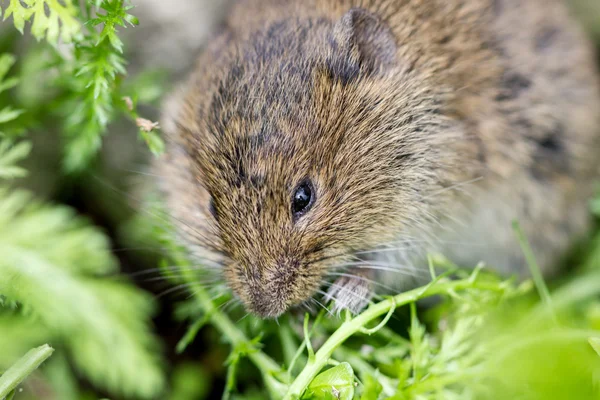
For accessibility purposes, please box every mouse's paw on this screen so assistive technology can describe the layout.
[324,271,373,315]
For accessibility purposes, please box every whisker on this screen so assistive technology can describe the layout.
[334,262,428,278]
[350,265,427,277]
[318,283,373,309]
[236,313,250,323]
[122,168,166,179]
[92,174,223,253]
[421,176,483,200]
[185,288,200,300]
[143,275,223,284]
[155,283,191,299]
[315,289,333,299]
[112,246,172,255]
[310,297,334,316]
[325,272,396,292]
[216,298,235,312]
[210,290,230,302]
[126,267,224,284]
[123,166,210,192]
[300,302,314,313]
[221,298,242,314]
[125,265,202,278]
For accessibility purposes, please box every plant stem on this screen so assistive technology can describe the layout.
[512,221,555,318]
[283,278,503,399]
[279,323,298,369]
[0,344,54,399]
[183,271,286,398]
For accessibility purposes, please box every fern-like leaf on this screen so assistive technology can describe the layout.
[0,188,166,398]
[0,53,23,137]
[0,140,31,179]
[1,0,82,44]
[60,0,138,171]
[0,53,19,94]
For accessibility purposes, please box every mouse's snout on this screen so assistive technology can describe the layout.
[244,267,296,318]
[245,284,289,318]
[229,258,314,319]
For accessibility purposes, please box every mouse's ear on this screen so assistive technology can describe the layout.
[332,8,397,74]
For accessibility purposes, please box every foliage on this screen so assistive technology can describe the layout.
[0,2,166,397]
[0,0,81,43]
[125,197,600,400]
[0,140,30,179]
[60,0,139,170]
[1,0,599,399]
[0,175,165,397]
[1,0,162,171]
[0,54,23,134]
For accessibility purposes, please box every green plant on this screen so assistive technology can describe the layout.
[1,1,599,399]
[0,345,54,400]
[0,1,166,398]
[0,135,165,399]
[125,197,600,400]
[0,0,163,170]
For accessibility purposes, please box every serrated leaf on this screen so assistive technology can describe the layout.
[306,363,355,400]
[60,0,135,171]
[107,30,123,52]
[0,166,27,179]
[0,140,30,179]
[29,1,49,41]
[2,1,30,33]
[124,14,138,26]
[2,0,82,44]
[0,187,166,398]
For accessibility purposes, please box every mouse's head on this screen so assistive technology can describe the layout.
[158,8,459,318]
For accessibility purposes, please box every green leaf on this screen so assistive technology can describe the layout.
[305,363,355,400]
[59,0,133,171]
[0,54,17,83]
[0,140,30,179]
[139,127,166,155]
[360,374,383,400]
[0,77,19,94]
[0,107,24,124]
[176,315,209,354]
[0,344,54,399]
[0,53,19,94]
[2,0,82,44]
[0,188,165,399]
[93,0,138,52]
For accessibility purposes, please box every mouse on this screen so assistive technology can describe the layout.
[154,0,600,318]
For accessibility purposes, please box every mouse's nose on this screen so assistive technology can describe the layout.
[242,266,297,318]
[246,288,288,318]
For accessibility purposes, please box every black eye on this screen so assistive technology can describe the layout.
[292,181,315,219]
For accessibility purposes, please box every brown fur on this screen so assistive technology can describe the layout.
[156,0,600,318]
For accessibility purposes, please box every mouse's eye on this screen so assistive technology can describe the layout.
[292,180,315,219]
